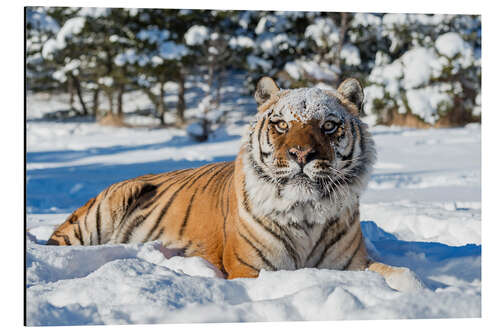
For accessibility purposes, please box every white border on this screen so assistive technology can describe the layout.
[3,0,499,332]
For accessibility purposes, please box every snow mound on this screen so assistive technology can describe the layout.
[26,219,481,325]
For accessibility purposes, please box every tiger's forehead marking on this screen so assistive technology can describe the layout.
[271,88,343,122]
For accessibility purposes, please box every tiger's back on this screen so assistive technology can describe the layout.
[48,162,237,272]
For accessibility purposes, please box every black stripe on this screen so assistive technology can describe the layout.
[340,120,356,165]
[306,217,339,262]
[314,226,350,267]
[215,163,233,210]
[256,119,267,164]
[55,232,71,245]
[268,217,300,267]
[152,226,165,241]
[109,179,133,196]
[239,217,271,252]
[235,253,260,273]
[265,122,271,146]
[140,169,195,211]
[67,214,78,224]
[118,183,158,229]
[46,238,60,245]
[241,186,299,268]
[340,232,363,270]
[62,234,71,245]
[155,168,194,187]
[201,163,231,193]
[74,224,84,244]
[186,164,222,190]
[83,197,96,239]
[222,173,233,243]
[143,164,220,242]
[180,240,193,255]
[178,188,199,238]
[121,206,157,243]
[247,154,273,182]
[238,231,277,270]
[142,169,189,182]
[335,120,367,188]
[95,202,102,244]
[140,179,179,210]
[102,185,113,199]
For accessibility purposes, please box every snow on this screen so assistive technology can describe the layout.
[229,36,255,49]
[56,17,86,44]
[351,13,382,28]
[78,7,110,18]
[340,44,361,66]
[97,76,113,87]
[257,33,293,55]
[255,15,291,35]
[184,25,210,46]
[26,8,60,34]
[406,86,452,124]
[247,55,272,71]
[368,59,403,96]
[305,17,339,48]
[285,60,340,82]
[363,84,385,116]
[401,47,442,89]
[42,17,86,59]
[26,73,481,325]
[436,32,475,68]
[137,28,170,44]
[186,122,205,137]
[159,42,188,60]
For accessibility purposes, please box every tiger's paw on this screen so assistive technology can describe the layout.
[368,262,426,293]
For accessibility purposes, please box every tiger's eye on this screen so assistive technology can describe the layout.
[277,120,288,131]
[323,121,336,132]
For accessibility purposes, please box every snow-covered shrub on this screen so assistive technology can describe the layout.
[364,15,481,127]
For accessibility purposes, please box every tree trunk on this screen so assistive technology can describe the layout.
[334,12,349,85]
[158,81,165,125]
[117,84,124,116]
[68,78,75,110]
[208,58,215,93]
[107,91,113,115]
[92,89,100,118]
[215,70,224,108]
[176,71,186,125]
[71,75,88,116]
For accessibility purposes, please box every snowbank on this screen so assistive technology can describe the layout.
[26,214,480,325]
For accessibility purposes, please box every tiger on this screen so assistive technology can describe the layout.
[47,77,424,292]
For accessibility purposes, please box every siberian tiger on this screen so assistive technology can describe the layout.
[48,77,423,291]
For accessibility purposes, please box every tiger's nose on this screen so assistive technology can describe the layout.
[288,146,316,166]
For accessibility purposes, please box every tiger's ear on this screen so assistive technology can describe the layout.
[337,78,364,111]
[255,77,280,105]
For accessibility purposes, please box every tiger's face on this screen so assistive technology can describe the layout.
[245,77,375,205]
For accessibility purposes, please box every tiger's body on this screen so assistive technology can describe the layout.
[48,77,424,290]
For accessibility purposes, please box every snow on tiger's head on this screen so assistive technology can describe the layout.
[244,76,376,207]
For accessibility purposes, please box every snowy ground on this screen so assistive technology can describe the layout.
[26,74,481,325]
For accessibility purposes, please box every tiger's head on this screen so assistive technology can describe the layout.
[241,77,376,223]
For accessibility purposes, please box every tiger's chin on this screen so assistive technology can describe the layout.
[280,175,323,203]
